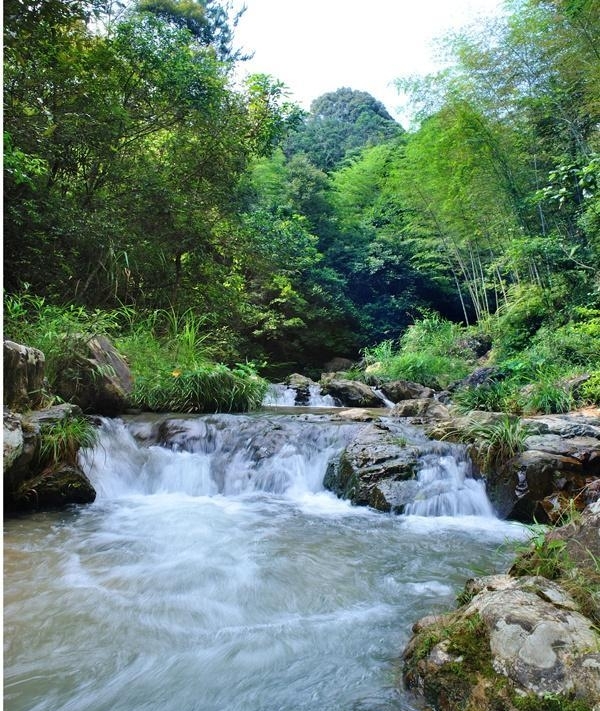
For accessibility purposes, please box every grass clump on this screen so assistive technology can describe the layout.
[447,415,530,470]
[38,415,98,467]
[116,308,268,413]
[131,363,267,413]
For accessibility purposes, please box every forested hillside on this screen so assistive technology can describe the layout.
[4,0,599,402]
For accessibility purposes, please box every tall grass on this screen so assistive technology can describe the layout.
[4,292,268,413]
[362,313,474,389]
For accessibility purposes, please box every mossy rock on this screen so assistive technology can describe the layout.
[13,463,96,510]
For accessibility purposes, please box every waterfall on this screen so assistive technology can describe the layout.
[79,415,354,500]
[262,383,338,407]
[403,447,495,517]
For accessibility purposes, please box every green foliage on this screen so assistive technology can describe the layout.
[38,415,98,467]
[453,380,519,414]
[513,694,592,711]
[131,363,267,413]
[578,371,600,405]
[523,379,574,415]
[457,416,530,470]
[363,314,474,388]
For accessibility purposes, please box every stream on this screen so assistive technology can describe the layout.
[3,407,529,711]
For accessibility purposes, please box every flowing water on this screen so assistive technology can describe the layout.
[4,412,529,711]
[263,384,338,407]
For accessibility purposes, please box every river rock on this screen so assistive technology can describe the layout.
[403,505,600,710]
[380,380,435,402]
[4,403,90,512]
[324,422,423,511]
[320,377,386,408]
[426,410,600,522]
[13,463,96,510]
[54,334,133,415]
[3,340,46,410]
[391,398,450,422]
[3,411,25,473]
[285,373,317,405]
[490,433,600,522]
[323,357,354,373]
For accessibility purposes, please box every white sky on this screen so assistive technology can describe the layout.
[232,0,505,126]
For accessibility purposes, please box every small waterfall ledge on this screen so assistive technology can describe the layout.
[263,383,338,408]
[80,413,499,521]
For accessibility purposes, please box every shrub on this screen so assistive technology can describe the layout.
[522,379,574,415]
[577,371,600,405]
[362,313,473,388]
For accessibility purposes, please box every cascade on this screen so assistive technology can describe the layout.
[262,383,338,407]
[403,446,495,517]
[80,414,355,499]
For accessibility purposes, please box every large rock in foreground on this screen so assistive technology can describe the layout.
[403,503,600,710]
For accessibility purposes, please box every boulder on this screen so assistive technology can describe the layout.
[380,379,435,402]
[4,403,93,513]
[54,334,133,415]
[285,373,316,405]
[392,398,450,422]
[324,422,423,511]
[3,340,46,410]
[426,410,600,522]
[490,435,600,522]
[403,504,600,710]
[13,463,96,510]
[320,377,386,408]
[323,357,354,373]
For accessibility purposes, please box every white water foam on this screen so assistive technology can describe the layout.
[403,450,495,518]
[262,383,338,407]
[80,416,353,502]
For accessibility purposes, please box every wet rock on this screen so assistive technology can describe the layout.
[13,463,96,510]
[320,377,386,408]
[392,398,450,422]
[324,422,423,511]
[403,503,600,710]
[427,410,600,523]
[285,373,317,405]
[333,408,378,422]
[380,380,435,402]
[3,340,46,410]
[4,403,90,513]
[54,334,133,415]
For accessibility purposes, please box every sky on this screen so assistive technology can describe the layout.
[232,0,504,126]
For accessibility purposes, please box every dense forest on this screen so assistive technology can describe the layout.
[4,0,600,409]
